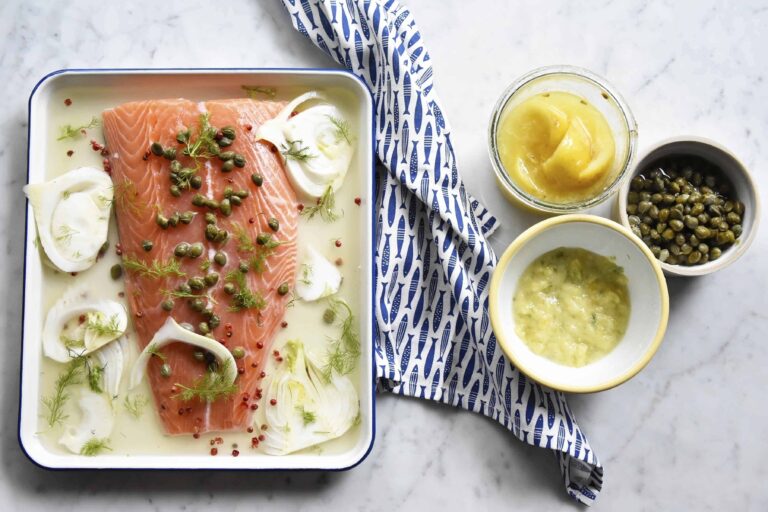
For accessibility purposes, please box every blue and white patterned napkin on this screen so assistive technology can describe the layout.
[280,0,603,504]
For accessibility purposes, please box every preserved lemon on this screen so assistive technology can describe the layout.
[497,91,615,203]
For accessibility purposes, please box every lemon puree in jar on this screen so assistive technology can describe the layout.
[497,91,616,203]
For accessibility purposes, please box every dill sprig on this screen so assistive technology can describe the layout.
[146,343,167,362]
[322,299,360,381]
[301,186,340,222]
[80,437,112,456]
[41,358,84,427]
[55,225,78,246]
[224,270,266,312]
[174,360,238,403]
[200,259,211,271]
[182,113,219,162]
[84,313,121,338]
[299,264,312,285]
[57,117,99,141]
[298,406,316,426]
[123,394,148,418]
[123,256,186,280]
[328,115,352,144]
[242,85,277,98]
[162,288,218,305]
[112,178,145,215]
[232,222,257,253]
[60,334,84,349]
[280,139,316,162]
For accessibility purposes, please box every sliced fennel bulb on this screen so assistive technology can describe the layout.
[254,339,358,455]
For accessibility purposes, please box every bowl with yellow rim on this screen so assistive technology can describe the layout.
[489,215,669,393]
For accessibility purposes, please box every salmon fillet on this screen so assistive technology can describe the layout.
[102,98,297,435]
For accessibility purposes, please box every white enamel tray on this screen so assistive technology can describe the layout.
[20,69,375,470]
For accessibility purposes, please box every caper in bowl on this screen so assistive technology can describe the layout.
[616,137,760,277]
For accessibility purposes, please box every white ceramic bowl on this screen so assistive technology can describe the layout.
[615,136,760,277]
[489,215,669,393]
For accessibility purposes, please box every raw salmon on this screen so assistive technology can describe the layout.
[102,98,297,435]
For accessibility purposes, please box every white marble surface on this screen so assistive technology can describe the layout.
[2,0,767,509]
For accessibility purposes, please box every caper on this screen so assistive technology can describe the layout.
[650,193,662,204]
[630,176,644,191]
[251,173,264,187]
[235,189,249,199]
[150,142,164,156]
[658,209,669,223]
[669,208,684,221]
[658,249,670,263]
[708,204,723,217]
[680,243,692,255]
[223,282,236,295]
[628,215,641,227]
[219,151,236,161]
[694,226,712,240]
[156,213,169,229]
[188,277,205,291]
[732,224,743,238]
[219,126,235,140]
[198,322,211,335]
[662,193,675,204]
[233,154,246,168]
[256,232,271,245]
[670,244,681,256]
[710,247,722,260]
[170,185,182,197]
[267,217,279,232]
[684,216,699,230]
[631,226,641,238]
[277,283,290,295]
[180,211,195,224]
[188,242,204,258]
[239,262,249,273]
[163,147,176,160]
[205,199,220,210]
[220,198,232,216]
[192,194,206,207]
[726,212,741,225]
[689,235,699,246]
[716,230,735,245]
[110,264,123,280]
[170,160,182,173]
[209,314,221,328]
[228,346,245,360]
[190,175,203,189]
[723,200,734,213]
[214,228,228,243]
[230,195,242,207]
[205,212,217,224]
[637,201,651,214]
[214,251,227,266]
[207,141,220,156]
[205,223,219,241]
[323,308,336,324]
[218,136,233,148]
[669,219,684,232]
[698,243,709,254]
[177,282,192,295]
[204,272,219,286]
[202,307,214,320]
[221,160,235,172]
[191,298,205,312]
[656,222,667,234]
[161,299,174,311]
[160,363,172,378]
[733,201,745,216]
[627,203,638,215]
[675,234,686,246]
[662,228,675,240]
[142,240,153,252]
[168,212,180,227]
[687,251,702,265]
[176,130,190,144]
[690,203,704,215]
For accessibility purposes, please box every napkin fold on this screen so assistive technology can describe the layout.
[280,0,603,504]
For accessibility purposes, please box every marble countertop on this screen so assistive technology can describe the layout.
[1,0,766,509]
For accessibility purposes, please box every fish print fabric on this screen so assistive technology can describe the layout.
[279,0,603,504]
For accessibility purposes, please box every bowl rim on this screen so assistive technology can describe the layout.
[615,135,761,277]
[489,214,670,393]
[487,65,638,214]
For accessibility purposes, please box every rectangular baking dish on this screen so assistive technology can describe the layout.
[20,69,375,470]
